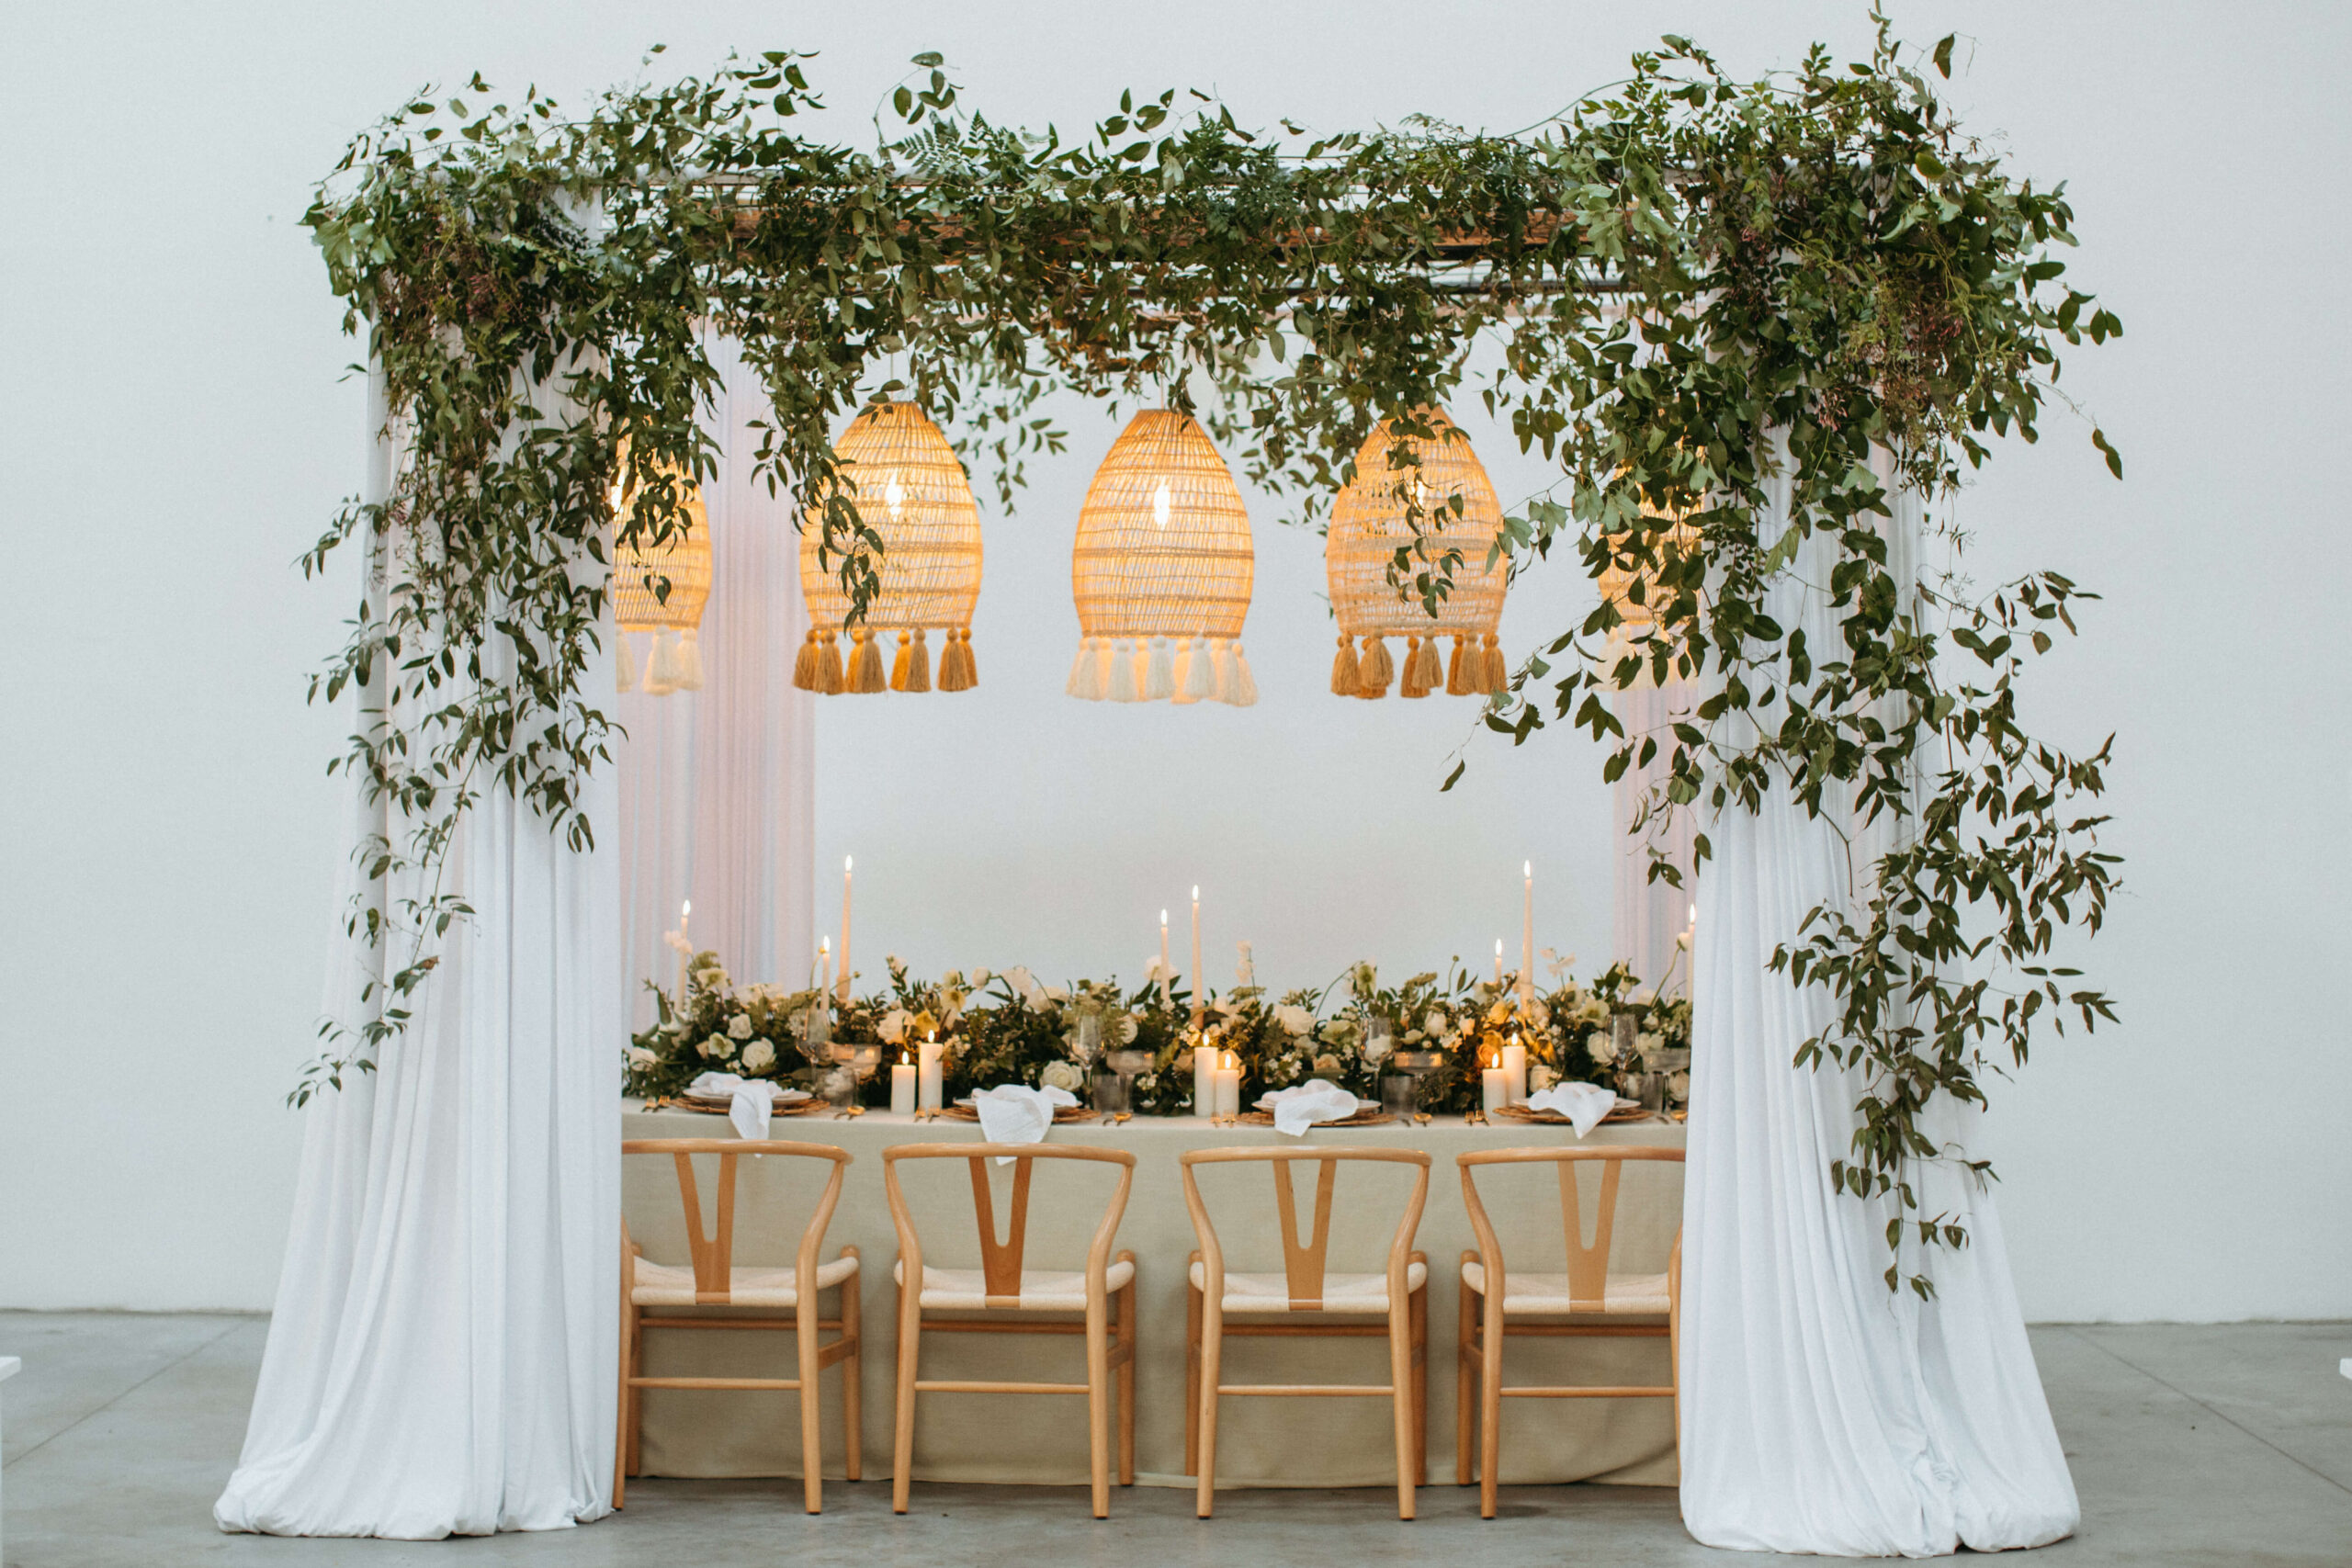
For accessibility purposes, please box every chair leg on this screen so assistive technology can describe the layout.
[1085,1294,1112,1518]
[627,1304,646,1478]
[1387,1298,1418,1520]
[1194,1296,1224,1518]
[1479,1293,1505,1519]
[1183,1265,1202,1477]
[892,1271,921,1515]
[1115,1264,1137,1486]
[839,1257,863,1482]
[797,1298,825,1514]
[613,1299,635,1509]
[1668,1234,1683,1481]
[1455,1257,1477,1487]
[1410,1280,1429,1487]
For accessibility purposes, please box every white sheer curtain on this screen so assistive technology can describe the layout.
[615,338,816,1021]
[1611,681,1697,994]
[217,368,621,1539]
[1679,449,2078,1556]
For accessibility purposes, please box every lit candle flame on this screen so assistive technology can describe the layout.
[845,854,854,872]
[681,900,691,919]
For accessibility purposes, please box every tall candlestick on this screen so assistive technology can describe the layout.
[1159,908,1171,1007]
[837,856,854,1005]
[1521,860,1535,1009]
[1683,902,1698,1004]
[676,900,692,995]
[890,1052,917,1116]
[1494,937,1504,987]
[1190,886,1203,1022]
[817,936,831,1000]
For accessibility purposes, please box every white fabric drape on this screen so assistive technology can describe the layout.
[1679,450,2078,1556]
[218,369,622,1539]
[615,338,815,1022]
[1611,681,1697,993]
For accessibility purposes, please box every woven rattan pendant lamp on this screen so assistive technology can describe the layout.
[1325,409,1510,699]
[794,400,984,695]
[612,466,714,695]
[1069,409,1257,705]
[1596,510,1700,687]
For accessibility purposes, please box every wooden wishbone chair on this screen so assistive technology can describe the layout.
[881,1143,1138,1518]
[617,1139,861,1515]
[1455,1145,1685,1518]
[1180,1145,1431,1520]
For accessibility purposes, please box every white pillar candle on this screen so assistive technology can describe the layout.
[1193,1039,1216,1118]
[837,856,854,1005]
[890,1053,917,1116]
[917,1034,944,1112]
[1500,1042,1528,1105]
[677,900,692,995]
[1214,1052,1241,1118]
[1482,1058,1510,1115]
[1521,861,1535,1010]
[1190,886,1202,1022]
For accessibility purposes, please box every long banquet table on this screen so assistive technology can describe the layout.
[622,1101,1686,1491]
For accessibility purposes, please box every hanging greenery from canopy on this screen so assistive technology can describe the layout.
[300,10,2122,1292]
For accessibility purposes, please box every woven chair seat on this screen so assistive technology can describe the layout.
[893,1258,1136,1311]
[631,1253,858,1308]
[1187,1258,1429,1313]
[1460,1258,1670,1314]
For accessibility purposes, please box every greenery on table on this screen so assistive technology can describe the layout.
[305,11,2119,1292]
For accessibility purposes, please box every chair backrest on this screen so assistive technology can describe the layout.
[1180,1146,1431,1311]
[881,1144,1137,1308]
[621,1138,851,1305]
[1457,1145,1684,1311]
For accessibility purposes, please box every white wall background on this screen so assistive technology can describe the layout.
[1,2,2343,1321]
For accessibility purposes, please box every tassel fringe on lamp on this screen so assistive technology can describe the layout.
[1325,409,1510,700]
[794,400,984,695]
[613,467,714,695]
[1069,409,1257,705]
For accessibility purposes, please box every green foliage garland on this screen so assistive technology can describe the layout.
[307,12,2118,1292]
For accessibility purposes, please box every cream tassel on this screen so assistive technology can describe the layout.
[1170,638,1198,705]
[818,632,845,694]
[1357,636,1393,697]
[1144,636,1175,700]
[1227,643,1259,706]
[673,627,705,692]
[616,631,639,694]
[1329,634,1362,697]
[1108,638,1139,702]
[939,628,976,692]
[791,629,821,693]
[1445,635,1471,696]
[1212,637,1238,703]
[645,627,680,695]
[888,631,912,692]
[1069,637,1101,699]
[902,628,932,693]
[1398,636,1430,698]
[1182,636,1216,701]
[847,628,887,694]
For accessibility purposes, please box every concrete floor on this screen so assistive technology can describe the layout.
[1,1314,2346,1565]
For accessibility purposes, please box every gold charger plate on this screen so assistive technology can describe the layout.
[939,1102,1099,1123]
[1235,1107,1395,1128]
[1490,1100,1655,1125]
[674,1094,827,1117]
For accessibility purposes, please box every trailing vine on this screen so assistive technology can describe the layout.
[299,12,2119,1292]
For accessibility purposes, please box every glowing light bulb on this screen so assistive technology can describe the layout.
[885,472,906,522]
[1153,479,1171,530]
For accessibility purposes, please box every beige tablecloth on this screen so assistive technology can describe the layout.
[622,1102,1686,1489]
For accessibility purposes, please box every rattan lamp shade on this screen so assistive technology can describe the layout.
[612,470,713,696]
[1596,513,1700,687]
[794,401,984,695]
[1068,409,1257,705]
[1325,410,1510,699]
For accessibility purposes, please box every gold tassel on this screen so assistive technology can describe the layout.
[1415,634,1444,693]
[1482,634,1508,694]
[1399,636,1430,698]
[819,633,845,694]
[848,628,888,694]
[1359,636,1394,697]
[903,628,933,693]
[1446,635,1470,695]
[888,631,911,692]
[938,627,976,692]
[1329,634,1362,696]
[960,629,978,688]
[791,629,822,693]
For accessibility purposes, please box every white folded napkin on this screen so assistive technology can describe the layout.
[1256,1078,1363,1137]
[687,1072,807,1141]
[1526,1080,1618,1138]
[971,1084,1079,1162]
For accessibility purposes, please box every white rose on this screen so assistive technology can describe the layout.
[970,966,992,987]
[1531,1063,1559,1091]
[1045,986,1070,1004]
[741,1040,775,1073]
[627,1046,657,1068]
[1363,1032,1392,1065]
[1040,1060,1084,1094]
[1668,1070,1690,1102]
[1633,988,1656,1007]
[1423,1010,1449,1036]
[1636,1031,1665,1062]
[699,1035,728,1059]
[1523,998,1551,1029]
[1275,1004,1314,1036]
[1588,1035,1616,1066]
[727,1014,753,1041]
[1313,1053,1343,1077]
[1115,1013,1138,1043]
[879,1008,911,1044]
